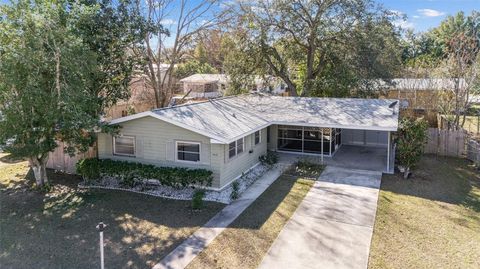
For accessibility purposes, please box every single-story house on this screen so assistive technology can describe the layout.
[98,94,399,190]
[380,78,468,125]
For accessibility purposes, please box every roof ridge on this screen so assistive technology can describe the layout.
[151,94,249,112]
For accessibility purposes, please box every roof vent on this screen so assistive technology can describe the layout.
[389,101,398,115]
[232,113,236,118]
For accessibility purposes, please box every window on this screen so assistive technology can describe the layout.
[113,136,135,156]
[229,137,245,159]
[176,141,200,162]
[254,130,261,145]
[236,138,244,154]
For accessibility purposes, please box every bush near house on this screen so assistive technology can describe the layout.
[396,117,429,178]
[76,158,213,188]
[259,151,279,167]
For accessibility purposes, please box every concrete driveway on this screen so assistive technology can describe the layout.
[259,166,382,269]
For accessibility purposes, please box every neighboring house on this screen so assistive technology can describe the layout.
[179,74,287,99]
[180,74,228,98]
[106,64,179,120]
[380,78,468,125]
[98,94,399,190]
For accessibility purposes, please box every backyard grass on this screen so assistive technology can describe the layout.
[0,153,225,269]
[369,155,480,269]
[186,172,316,269]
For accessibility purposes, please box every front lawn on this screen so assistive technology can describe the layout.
[186,172,316,269]
[369,155,480,269]
[0,154,225,269]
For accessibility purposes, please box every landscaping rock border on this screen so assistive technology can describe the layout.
[78,163,274,204]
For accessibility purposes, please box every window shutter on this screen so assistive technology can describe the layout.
[166,141,175,161]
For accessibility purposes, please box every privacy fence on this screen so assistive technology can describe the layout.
[46,141,97,173]
[425,127,480,164]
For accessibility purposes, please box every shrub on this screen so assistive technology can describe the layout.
[76,158,213,188]
[230,181,240,200]
[192,189,205,209]
[396,117,429,179]
[76,158,100,182]
[287,159,324,178]
[259,151,278,167]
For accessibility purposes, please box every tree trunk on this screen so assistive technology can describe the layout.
[403,167,410,179]
[28,155,49,187]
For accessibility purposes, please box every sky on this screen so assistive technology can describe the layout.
[378,0,479,32]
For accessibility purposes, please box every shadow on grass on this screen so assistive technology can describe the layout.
[380,155,480,213]
[0,168,225,269]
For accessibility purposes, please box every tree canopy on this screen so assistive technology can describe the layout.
[0,0,144,186]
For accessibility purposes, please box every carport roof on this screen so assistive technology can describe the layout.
[110,94,399,144]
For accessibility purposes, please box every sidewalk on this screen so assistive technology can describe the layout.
[153,164,287,269]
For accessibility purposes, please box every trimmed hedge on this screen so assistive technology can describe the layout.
[76,158,213,188]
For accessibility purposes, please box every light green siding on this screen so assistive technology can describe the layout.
[97,116,268,189]
[98,116,222,187]
[267,125,278,151]
[219,128,268,187]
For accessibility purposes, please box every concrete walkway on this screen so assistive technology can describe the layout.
[259,166,382,269]
[153,164,287,269]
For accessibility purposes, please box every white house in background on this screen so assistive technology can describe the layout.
[99,94,399,190]
[179,74,287,98]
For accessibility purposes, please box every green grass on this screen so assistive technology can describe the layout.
[186,173,316,269]
[369,155,480,269]
[0,154,225,269]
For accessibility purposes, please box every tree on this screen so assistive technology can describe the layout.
[0,0,143,187]
[434,11,480,130]
[396,118,429,179]
[228,0,402,97]
[174,60,217,79]
[134,0,228,108]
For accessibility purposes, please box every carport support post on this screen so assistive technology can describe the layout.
[387,131,390,173]
[321,129,324,164]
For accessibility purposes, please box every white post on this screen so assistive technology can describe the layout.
[321,128,324,164]
[387,131,391,173]
[97,222,106,269]
[329,128,332,156]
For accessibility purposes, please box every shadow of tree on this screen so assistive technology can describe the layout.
[380,155,480,214]
[0,168,225,269]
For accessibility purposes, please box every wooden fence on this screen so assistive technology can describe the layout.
[47,141,97,174]
[424,128,467,157]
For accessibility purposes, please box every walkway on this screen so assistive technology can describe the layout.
[259,166,382,269]
[153,164,287,269]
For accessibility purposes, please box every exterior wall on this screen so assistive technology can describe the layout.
[383,89,442,126]
[219,128,268,187]
[98,116,223,187]
[97,117,268,189]
[267,125,278,151]
[342,129,388,147]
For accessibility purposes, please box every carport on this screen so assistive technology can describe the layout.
[274,126,395,173]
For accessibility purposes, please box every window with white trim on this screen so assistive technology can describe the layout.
[176,141,200,162]
[254,130,261,145]
[113,136,135,156]
[229,137,245,159]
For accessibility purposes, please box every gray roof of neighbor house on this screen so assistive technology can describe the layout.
[179,74,228,84]
[110,94,399,143]
[382,78,467,91]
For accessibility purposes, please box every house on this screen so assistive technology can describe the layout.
[179,74,228,98]
[106,64,179,120]
[98,94,399,190]
[380,78,468,125]
[179,74,287,99]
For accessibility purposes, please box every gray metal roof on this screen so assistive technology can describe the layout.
[136,94,399,143]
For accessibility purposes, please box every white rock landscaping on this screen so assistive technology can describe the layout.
[79,163,275,204]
